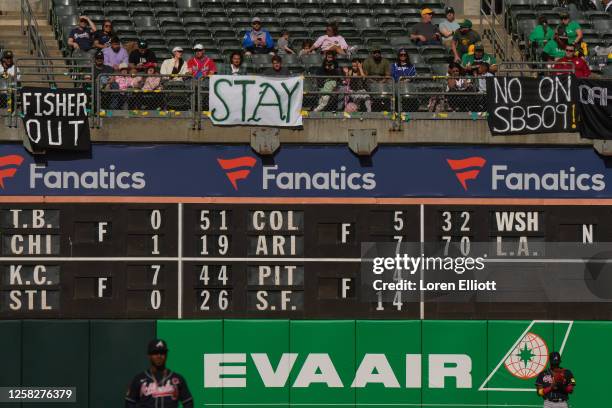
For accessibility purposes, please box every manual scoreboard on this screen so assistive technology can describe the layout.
[0,202,609,319]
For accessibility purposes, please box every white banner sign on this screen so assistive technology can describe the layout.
[209,75,303,127]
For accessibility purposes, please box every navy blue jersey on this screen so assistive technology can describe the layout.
[535,367,575,401]
[125,369,193,408]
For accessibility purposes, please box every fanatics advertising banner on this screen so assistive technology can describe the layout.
[208,75,303,127]
[0,143,612,198]
[486,76,577,135]
[576,78,612,140]
[20,87,91,152]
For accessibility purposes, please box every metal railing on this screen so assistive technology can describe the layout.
[97,73,197,128]
[498,61,576,76]
[20,0,52,63]
[481,0,512,62]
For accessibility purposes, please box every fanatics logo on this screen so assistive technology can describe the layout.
[217,156,257,190]
[0,155,24,189]
[446,156,486,191]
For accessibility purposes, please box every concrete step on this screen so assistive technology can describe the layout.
[0,32,57,41]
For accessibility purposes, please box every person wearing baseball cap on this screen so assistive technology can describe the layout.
[410,8,442,46]
[160,46,188,78]
[439,6,460,46]
[0,50,20,109]
[242,16,275,55]
[543,26,569,60]
[558,11,583,47]
[461,42,497,73]
[187,43,217,79]
[129,39,157,71]
[363,48,391,78]
[102,36,128,71]
[125,339,194,408]
[452,19,481,63]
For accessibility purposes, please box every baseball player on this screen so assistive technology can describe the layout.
[125,339,193,408]
[535,351,576,408]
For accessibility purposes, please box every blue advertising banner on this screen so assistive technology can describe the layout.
[0,143,609,198]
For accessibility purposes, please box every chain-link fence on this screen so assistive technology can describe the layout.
[97,74,197,126]
[303,75,395,117]
[0,84,14,126]
[398,76,487,113]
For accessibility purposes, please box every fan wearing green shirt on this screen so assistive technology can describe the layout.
[558,11,583,47]
[529,16,555,48]
[543,26,569,60]
[461,43,497,73]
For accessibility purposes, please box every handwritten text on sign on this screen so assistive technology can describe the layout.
[20,87,91,151]
[209,75,303,127]
[486,76,577,135]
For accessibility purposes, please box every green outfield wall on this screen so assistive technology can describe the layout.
[2,320,609,408]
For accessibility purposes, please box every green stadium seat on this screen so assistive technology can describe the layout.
[250,0,271,10]
[55,0,77,5]
[54,5,78,16]
[202,7,227,17]
[226,8,251,18]
[325,8,348,18]
[294,0,318,8]
[533,0,558,12]
[155,7,180,17]
[158,17,184,28]
[191,37,217,48]
[207,16,232,27]
[378,17,403,28]
[134,15,157,28]
[593,19,612,33]
[152,0,178,7]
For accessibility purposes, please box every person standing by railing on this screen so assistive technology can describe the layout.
[0,50,20,109]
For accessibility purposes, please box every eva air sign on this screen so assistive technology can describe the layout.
[160,320,596,407]
[209,75,303,127]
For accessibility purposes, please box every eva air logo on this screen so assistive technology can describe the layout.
[480,320,573,392]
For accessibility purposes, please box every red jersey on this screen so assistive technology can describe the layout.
[187,56,217,79]
[554,56,591,78]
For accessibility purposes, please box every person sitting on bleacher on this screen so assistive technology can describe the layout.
[452,19,481,63]
[363,48,391,78]
[390,48,417,82]
[160,46,189,79]
[103,37,128,71]
[219,52,247,75]
[553,44,591,77]
[313,51,342,112]
[187,44,217,79]
[129,40,157,72]
[410,8,442,46]
[439,7,460,48]
[93,19,114,50]
[529,16,555,50]
[263,55,290,76]
[462,43,497,73]
[558,11,583,49]
[342,58,372,113]
[68,15,97,57]
[307,23,349,55]
[543,27,569,60]
[242,17,275,55]
[277,30,295,55]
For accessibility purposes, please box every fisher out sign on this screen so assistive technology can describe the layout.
[209,75,303,127]
[486,76,577,135]
[20,87,91,152]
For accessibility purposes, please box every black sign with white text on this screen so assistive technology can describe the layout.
[576,78,612,140]
[486,76,577,135]
[20,87,91,152]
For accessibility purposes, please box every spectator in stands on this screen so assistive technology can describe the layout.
[313,51,342,112]
[108,62,137,109]
[529,16,554,48]
[554,44,591,77]
[140,65,163,110]
[219,51,247,75]
[410,8,442,46]
[390,48,417,82]
[363,48,391,78]
[242,17,275,55]
[543,27,569,60]
[476,62,493,93]
[187,44,217,79]
[68,15,97,57]
[462,43,497,73]
[0,50,20,109]
[264,55,290,76]
[277,30,295,55]
[452,20,481,63]
[559,11,583,48]
[342,58,372,112]
[129,40,157,72]
[92,50,113,83]
[103,36,129,71]
[160,47,189,79]
[299,39,314,57]
[439,7,460,48]
[93,19,114,50]
[308,23,349,55]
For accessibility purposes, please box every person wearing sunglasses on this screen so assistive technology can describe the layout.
[125,339,193,408]
[93,19,114,49]
[68,15,97,57]
[160,46,189,80]
[553,45,591,77]
[242,17,275,55]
